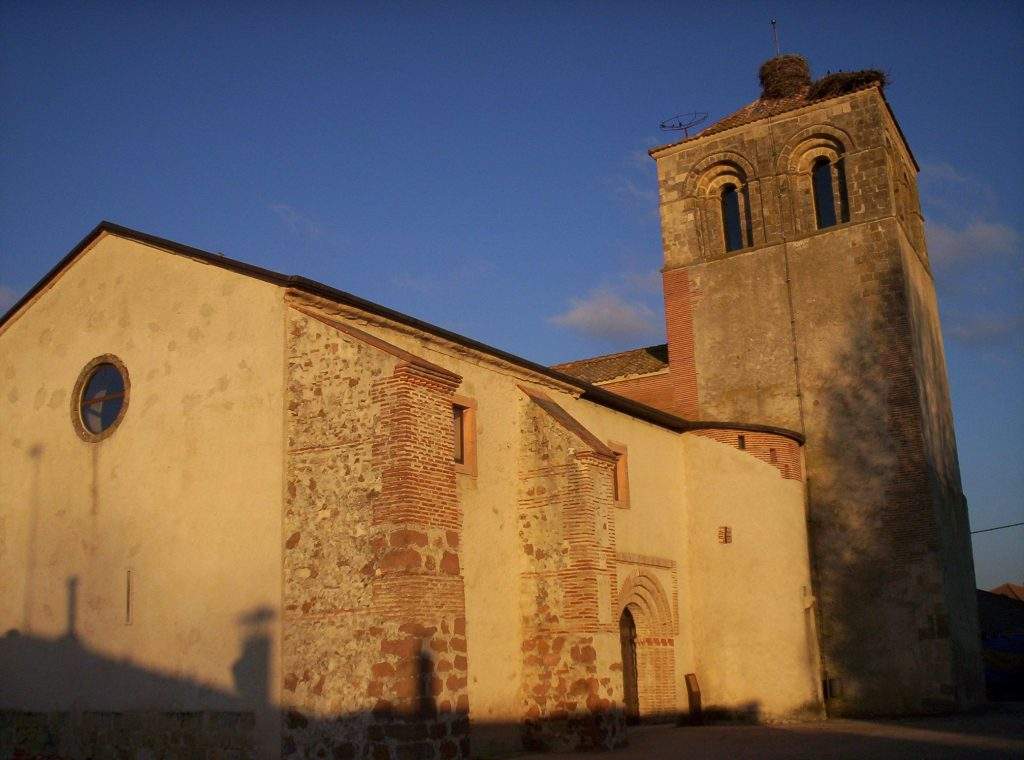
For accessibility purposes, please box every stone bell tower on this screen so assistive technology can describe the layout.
[649,55,983,715]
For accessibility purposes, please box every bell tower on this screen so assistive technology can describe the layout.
[650,55,983,714]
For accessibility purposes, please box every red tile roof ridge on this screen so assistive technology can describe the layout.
[552,343,668,369]
[648,82,883,156]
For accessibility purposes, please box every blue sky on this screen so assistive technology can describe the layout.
[2,1,1021,587]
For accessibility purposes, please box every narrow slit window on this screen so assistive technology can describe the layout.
[737,434,746,450]
[451,396,477,475]
[452,406,466,464]
[721,184,744,252]
[609,442,630,508]
[812,158,838,229]
[125,569,133,625]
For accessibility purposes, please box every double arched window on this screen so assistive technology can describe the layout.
[811,157,849,229]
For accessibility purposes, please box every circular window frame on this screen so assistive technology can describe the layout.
[71,354,130,442]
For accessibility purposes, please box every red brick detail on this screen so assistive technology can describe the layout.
[598,371,674,411]
[691,428,804,480]
[662,268,700,418]
[283,311,471,758]
[364,361,471,757]
[518,403,626,751]
[618,571,677,718]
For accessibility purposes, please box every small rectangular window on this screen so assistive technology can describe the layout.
[608,441,630,508]
[452,406,465,464]
[125,569,133,625]
[452,395,477,476]
[737,434,746,450]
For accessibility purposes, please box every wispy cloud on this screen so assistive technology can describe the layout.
[613,177,657,206]
[920,162,998,223]
[919,163,1021,270]
[270,203,325,241]
[948,313,1024,349]
[0,285,19,312]
[622,269,661,294]
[608,147,659,217]
[389,258,495,296]
[920,162,1023,359]
[927,221,1019,268]
[549,289,659,342]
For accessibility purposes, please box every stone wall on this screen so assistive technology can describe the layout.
[0,711,254,759]
[0,233,285,757]
[681,434,822,718]
[282,306,469,760]
[516,388,625,751]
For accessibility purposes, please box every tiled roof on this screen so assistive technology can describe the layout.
[977,589,1024,638]
[552,344,668,384]
[991,583,1024,603]
[649,83,882,155]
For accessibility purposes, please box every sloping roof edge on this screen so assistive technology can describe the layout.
[0,221,805,444]
[648,85,918,171]
[518,384,616,458]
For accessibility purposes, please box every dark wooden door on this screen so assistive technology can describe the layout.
[619,608,639,721]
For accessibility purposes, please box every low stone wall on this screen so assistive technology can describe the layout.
[0,711,254,759]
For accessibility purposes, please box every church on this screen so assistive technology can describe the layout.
[0,55,982,759]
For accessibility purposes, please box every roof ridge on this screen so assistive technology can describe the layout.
[0,221,805,445]
[649,82,884,155]
[552,342,668,368]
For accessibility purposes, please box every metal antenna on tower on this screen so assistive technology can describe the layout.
[658,112,708,138]
[771,19,780,56]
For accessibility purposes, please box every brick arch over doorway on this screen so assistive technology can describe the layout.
[618,571,677,718]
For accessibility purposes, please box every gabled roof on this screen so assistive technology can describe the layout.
[649,82,918,170]
[553,344,668,384]
[990,583,1024,603]
[0,221,804,444]
[977,589,1024,638]
[518,384,615,458]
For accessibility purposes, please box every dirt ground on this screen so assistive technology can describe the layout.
[515,703,1024,760]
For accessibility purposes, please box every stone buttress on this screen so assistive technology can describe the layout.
[282,298,470,760]
[516,386,625,751]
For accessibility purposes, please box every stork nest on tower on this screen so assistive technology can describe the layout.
[808,69,890,100]
[759,54,812,98]
[758,54,890,101]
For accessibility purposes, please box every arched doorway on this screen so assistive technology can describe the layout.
[619,608,639,722]
[617,571,677,719]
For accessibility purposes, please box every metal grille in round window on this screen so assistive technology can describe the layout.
[73,356,129,441]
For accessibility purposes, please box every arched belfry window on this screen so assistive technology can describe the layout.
[696,159,757,254]
[721,184,743,252]
[812,157,850,230]
[719,181,754,252]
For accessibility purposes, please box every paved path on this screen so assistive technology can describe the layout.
[515,704,1024,760]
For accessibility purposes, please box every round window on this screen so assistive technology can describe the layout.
[72,355,129,441]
